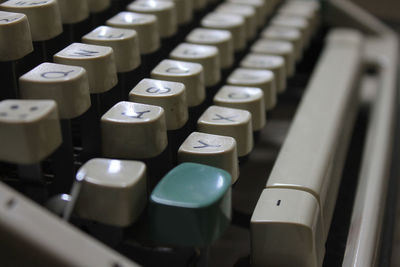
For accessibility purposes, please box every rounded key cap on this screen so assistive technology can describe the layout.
[227,0,266,26]
[129,78,188,130]
[107,11,160,55]
[0,0,62,41]
[251,39,295,77]
[240,53,286,93]
[149,162,231,246]
[101,101,167,159]
[178,132,239,183]
[58,0,89,24]
[19,63,91,119]
[170,43,220,87]
[271,14,310,47]
[279,2,318,34]
[151,59,205,107]
[82,26,141,73]
[159,0,192,25]
[215,3,257,40]
[201,12,245,52]
[0,11,32,61]
[227,68,276,111]
[0,99,61,164]
[214,85,265,131]
[185,28,233,69]
[75,158,147,227]
[262,25,303,61]
[127,0,177,38]
[87,0,110,13]
[197,105,253,157]
[53,43,118,94]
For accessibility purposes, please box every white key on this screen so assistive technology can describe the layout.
[271,13,310,48]
[0,99,61,164]
[201,12,245,52]
[106,11,160,55]
[19,63,91,119]
[262,25,303,61]
[170,43,220,87]
[101,101,167,159]
[251,188,325,267]
[251,39,295,77]
[75,158,147,227]
[82,26,141,73]
[227,68,276,111]
[87,0,110,13]
[159,0,193,25]
[240,53,286,93]
[185,28,233,69]
[197,105,253,157]
[215,3,257,40]
[279,2,318,35]
[127,0,177,38]
[178,131,239,183]
[0,11,32,61]
[0,0,62,41]
[129,78,188,130]
[227,0,266,26]
[151,59,205,107]
[58,0,89,24]
[53,43,118,94]
[214,85,265,131]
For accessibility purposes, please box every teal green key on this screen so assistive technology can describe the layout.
[149,163,232,247]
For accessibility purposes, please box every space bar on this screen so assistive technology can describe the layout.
[251,29,364,267]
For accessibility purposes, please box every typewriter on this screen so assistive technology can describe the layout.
[0,0,398,266]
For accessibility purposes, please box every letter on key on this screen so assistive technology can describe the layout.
[19,63,91,119]
[151,59,205,108]
[178,132,239,183]
[129,78,188,130]
[251,188,325,267]
[197,105,253,157]
[75,158,147,227]
[53,43,118,94]
[0,100,61,164]
[101,101,168,159]
[149,163,231,246]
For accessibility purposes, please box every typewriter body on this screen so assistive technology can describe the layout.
[0,0,398,266]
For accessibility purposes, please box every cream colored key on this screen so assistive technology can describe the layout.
[193,0,206,11]
[251,39,295,77]
[82,26,141,73]
[0,11,32,61]
[53,43,118,94]
[151,59,205,107]
[271,13,310,48]
[201,12,245,52]
[127,0,177,38]
[240,53,286,93]
[0,0,62,41]
[227,0,266,26]
[0,99,61,164]
[197,105,253,157]
[159,0,192,25]
[185,28,233,69]
[87,0,110,13]
[251,188,325,267]
[170,43,220,87]
[58,0,89,24]
[75,158,147,227]
[106,11,160,55]
[129,78,188,130]
[101,101,167,159]
[178,131,239,183]
[215,3,257,41]
[279,2,318,35]
[227,68,275,111]
[214,85,265,131]
[19,63,91,119]
[262,25,303,61]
